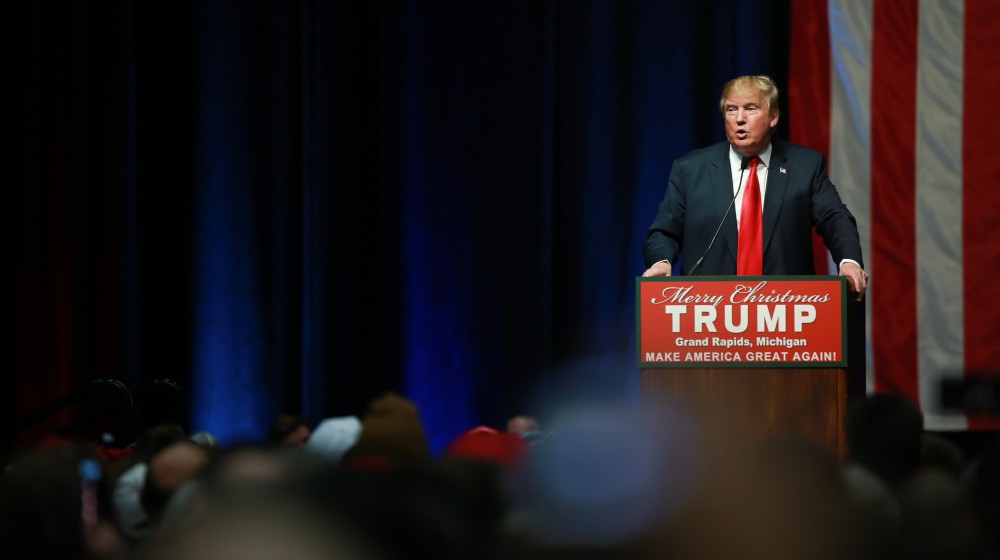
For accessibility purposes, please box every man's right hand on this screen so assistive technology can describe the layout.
[642,261,672,277]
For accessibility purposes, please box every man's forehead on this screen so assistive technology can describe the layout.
[724,90,765,105]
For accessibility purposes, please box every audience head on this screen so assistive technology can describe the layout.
[148,502,372,560]
[130,423,187,467]
[306,416,362,465]
[341,392,429,470]
[512,402,703,550]
[445,426,528,471]
[189,431,221,449]
[506,415,546,445]
[920,432,965,478]
[142,440,210,528]
[896,466,983,560]
[840,462,903,560]
[965,442,1000,555]
[846,393,923,487]
[657,437,854,560]
[267,414,311,449]
[138,448,374,560]
[113,429,220,541]
[505,415,538,436]
[1,444,125,560]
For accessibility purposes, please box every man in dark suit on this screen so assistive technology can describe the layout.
[643,75,868,301]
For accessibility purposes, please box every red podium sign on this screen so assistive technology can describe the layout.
[637,276,847,368]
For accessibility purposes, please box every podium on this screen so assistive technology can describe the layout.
[637,276,851,460]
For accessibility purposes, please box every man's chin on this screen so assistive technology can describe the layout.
[730,140,762,156]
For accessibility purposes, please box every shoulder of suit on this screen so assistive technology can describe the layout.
[772,138,823,161]
[677,141,729,164]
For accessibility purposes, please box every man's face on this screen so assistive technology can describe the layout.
[723,89,779,157]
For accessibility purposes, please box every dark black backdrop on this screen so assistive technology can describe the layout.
[7,0,790,452]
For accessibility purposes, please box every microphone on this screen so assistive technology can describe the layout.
[689,155,751,276]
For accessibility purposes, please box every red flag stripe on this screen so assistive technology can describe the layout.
[963,0,1000,429]
[870,0,919,403]
[788,0,833,276]
[788,0,830,167]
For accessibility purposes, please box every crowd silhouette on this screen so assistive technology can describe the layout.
[3,391,999,560]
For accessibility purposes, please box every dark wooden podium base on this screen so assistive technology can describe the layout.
[640,368,847,461]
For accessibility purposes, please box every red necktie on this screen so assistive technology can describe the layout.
[737,156,762,275]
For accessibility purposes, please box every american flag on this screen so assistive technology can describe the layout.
[789,0,1000,430]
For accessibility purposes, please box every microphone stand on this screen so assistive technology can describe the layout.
[689,156,750,276]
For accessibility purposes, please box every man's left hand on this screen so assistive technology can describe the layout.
[840,261,869,302]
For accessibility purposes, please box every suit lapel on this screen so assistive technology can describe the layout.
[710,145,739,265]
[762,141,788,257]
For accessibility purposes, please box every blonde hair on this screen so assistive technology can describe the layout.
[719,75,780,115]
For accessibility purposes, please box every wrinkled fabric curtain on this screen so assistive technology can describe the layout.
[7,0,789,452]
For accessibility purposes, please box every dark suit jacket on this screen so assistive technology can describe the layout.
[644,138,864,275]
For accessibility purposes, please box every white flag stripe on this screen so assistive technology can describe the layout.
[915,0,966,430]
[828,0,875,391]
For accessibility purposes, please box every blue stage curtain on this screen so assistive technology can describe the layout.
[8,0,789,452]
